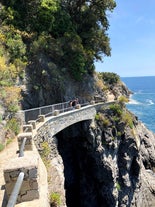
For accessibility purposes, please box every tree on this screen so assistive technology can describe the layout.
[0,0,116,80]
[59,0,116,77]
[61,0,116,59]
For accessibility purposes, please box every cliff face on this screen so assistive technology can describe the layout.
[22,71,107,109]
[36,102,155,207]
[22,62,131,109]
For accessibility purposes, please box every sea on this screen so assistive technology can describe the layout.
[121,76,155,133]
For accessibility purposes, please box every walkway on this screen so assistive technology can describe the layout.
[0,138,49,207]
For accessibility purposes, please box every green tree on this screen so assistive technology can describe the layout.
[0,0,116,80]
[59,0,116,77]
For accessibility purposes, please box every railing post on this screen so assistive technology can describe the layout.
[6,172,24,207]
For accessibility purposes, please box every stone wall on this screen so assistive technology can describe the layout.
[3,153,39,203]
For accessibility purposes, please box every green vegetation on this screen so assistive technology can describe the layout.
[95,113,110,127]
[0,86,21,113]
[116,182,121,191]
[40,141,51,168]
[118,96,129,106]
[0,0,116,81]
[6,118,20,135]
[109,103,123,117]
[99,72,120,85]
[122,111,134,129]
[109,103,134,128]
[50,192,61,207]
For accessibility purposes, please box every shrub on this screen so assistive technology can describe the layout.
[0,86,21,113]
[6,33,26,61]
[6,118,20,135]
[102,118,110,127]
[122,111,133,129]
[109,103,123,116]
[50,192,61,207]
[95,113,110,127]
[95,113,100,121]
[100,72,120,85]
[116,182,121,191]
[118,96,129,106]
[40,141,51,168]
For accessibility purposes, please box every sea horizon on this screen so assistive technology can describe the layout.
[121,75,155,78]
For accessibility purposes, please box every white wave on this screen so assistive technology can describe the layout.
[146,99,154,105]
[128,99,141,105]
[134,90,143,94]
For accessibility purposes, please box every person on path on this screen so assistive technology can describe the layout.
[72,98,79,108]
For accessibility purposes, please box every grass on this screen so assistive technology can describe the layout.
[50,192,61,207]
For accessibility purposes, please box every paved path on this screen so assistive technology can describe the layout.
[0,138,49,207]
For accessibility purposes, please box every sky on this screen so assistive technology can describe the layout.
[95,0,155,77]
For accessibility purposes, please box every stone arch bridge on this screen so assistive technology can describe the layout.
[3,101,115,206]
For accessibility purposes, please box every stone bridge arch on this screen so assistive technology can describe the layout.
[32,102,115,146]
[33,105,97,144]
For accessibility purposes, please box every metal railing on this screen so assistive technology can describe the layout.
[18,98,108,124]
[19,137,27,157]
[19,100,92,124]
[18,127,29,157]
[6,172,24,207]
[22,101,71,123]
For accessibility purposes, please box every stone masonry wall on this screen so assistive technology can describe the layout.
[3,153,39,203]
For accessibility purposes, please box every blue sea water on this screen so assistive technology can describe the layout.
[121,76,155,133]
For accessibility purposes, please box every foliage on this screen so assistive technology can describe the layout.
[95,113,110,127]
[40,141,51,168]
[116,182,121,191]
[109,103,123,116]
[0,86,21,113]
[122,111,134,129]
[100,72,120,85]
[109,103,134,128]
[0,0,116,81]
[6,118,20,135]
[6,33,26,62]
[95,113,101,121]
[0,26,27,84]
[96,77,108,92]
[50,192,61,207]
[118,96,129,105]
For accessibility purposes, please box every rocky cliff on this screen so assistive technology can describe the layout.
[36,100,155,207]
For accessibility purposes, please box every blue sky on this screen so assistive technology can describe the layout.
[95,0,155,77]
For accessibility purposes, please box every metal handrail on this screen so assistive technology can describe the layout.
[6,172,24,207]
[18,127,29,157]
[19,137,27,157]
[17,100,106,123]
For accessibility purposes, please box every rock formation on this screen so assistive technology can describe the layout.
[36,101,155,207]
